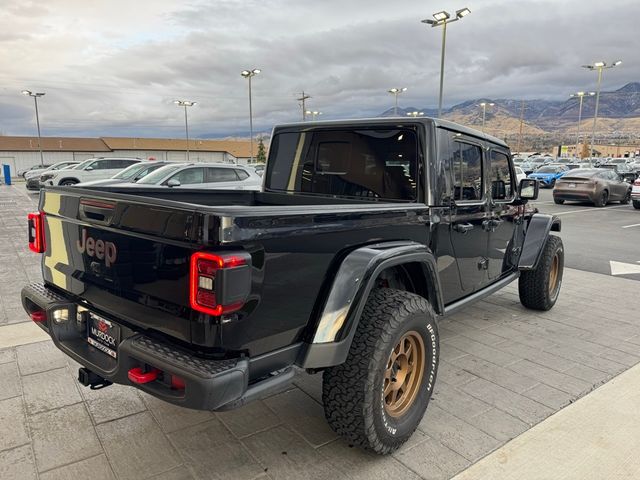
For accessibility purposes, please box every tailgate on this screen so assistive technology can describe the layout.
[39,188,206,342]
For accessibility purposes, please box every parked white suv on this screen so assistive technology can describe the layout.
[40,157,143,186]
[131,163,263,190]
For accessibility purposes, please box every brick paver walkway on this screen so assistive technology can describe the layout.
[1,184,639,480]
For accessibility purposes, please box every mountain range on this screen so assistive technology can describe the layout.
[381,82,640,136]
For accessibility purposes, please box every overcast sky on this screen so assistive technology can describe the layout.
[1,0,638,138]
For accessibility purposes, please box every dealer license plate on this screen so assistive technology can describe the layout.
[87,313,120,358]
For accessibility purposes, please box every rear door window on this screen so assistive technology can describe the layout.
[266,127,419,201]
[206,168,239,182]
[451,142,484,201]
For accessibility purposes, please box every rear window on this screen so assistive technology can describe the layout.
[265,127,419,201]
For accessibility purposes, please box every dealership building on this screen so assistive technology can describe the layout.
[0,136,257,174]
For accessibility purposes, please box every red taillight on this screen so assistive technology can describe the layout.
[128,367,161,384]
[27,212,45,253]
[30,310,46,322]
[189,252,249,316]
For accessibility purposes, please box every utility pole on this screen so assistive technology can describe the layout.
[516,100,525,154]
[297,91,311,121]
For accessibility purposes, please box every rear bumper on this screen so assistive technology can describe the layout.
[553,188,596,202]
[20,282,254,411]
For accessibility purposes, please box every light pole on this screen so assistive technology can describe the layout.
[305,110,323,121]
[422,7,471,118]
[582,60,621,161]
[388,87,407,115]
[406,111,424,118]
[173,100,196,162]
[569,91,595,159]
[478,102,494,132]
[241,68,261,161]
[21,90,46,167]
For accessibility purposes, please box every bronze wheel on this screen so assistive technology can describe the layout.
[384,331,425,418]
[548,253,559,295]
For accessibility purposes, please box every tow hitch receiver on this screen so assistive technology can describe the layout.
[78,367,112,390]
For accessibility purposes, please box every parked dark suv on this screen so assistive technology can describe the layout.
[22,118,562,454]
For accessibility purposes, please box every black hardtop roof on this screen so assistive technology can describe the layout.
[273,117,508,149]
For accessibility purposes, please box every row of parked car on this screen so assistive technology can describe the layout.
[22,157,264,191]
[512,155,640,209]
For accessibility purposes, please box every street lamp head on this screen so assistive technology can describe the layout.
[456,7,471,18]
[593,61,605,68]
[21,90,32,96]
[433,10,450,21]
[173,100,181,104]
[174,100,196,107]
[241,68,261,78]
[421,18,437,25]
[612,60,622,67]
[388,87,407,94]
[588,92,596,96]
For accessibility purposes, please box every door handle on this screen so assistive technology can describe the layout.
[482,219,503,231]
[453,223,474,233]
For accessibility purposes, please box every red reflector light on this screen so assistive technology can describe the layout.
[30,310,46,322]
[171,375,186,390]
[128,367,161,384]
[189,252,248,316]
[27,212,45,253]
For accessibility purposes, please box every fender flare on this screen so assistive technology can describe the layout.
[300,241,443,369]
[518,213,561,270]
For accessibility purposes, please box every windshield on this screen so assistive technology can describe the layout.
[112,163,149,180]
[536,166,558,173]
[137,164,183,184]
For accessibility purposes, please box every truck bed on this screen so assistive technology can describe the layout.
[38,186,430,359]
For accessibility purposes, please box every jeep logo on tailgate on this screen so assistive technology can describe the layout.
[77,229,117,267]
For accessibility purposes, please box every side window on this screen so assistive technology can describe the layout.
[207,168,239,182]
[489,151,513,200]
[452,142,483,201]
[88,160,109,170]
[169,167,204,185]
[235,169,249,180]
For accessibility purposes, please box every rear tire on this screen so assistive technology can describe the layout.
[633,200,640,210]
[322,289,439,455]
[553,198,564,205]
[519,235,564,311]
[594,190,608,207]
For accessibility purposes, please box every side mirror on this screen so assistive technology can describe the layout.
[518,178,539,202]
[167,178,181,187]
[85,166,94,171]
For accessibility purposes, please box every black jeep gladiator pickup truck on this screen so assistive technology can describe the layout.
[22,118,563,454]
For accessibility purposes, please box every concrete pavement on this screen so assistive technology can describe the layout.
[2,183,640,479]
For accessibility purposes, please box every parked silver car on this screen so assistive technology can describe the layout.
[128,163,263,190]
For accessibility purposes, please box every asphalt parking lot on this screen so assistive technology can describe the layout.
[2,183,640,480]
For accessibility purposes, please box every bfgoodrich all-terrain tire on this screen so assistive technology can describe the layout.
[519,235,564,311]
[322,288,439,454]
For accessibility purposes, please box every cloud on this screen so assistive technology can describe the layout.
[0,0,638,138]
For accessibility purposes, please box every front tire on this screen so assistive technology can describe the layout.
[519,235,564,311]
[59,179,79,186]
[554,197,564,205]
[322,289,439,454]
[633,199,640,210]
[621,191,631,204]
